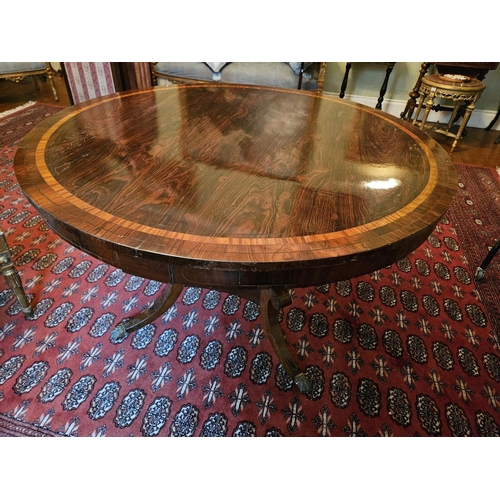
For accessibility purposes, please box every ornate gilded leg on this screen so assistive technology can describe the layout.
[259,288,311,394]
[110,283,183,342]
[412,94,426,126]
[0,230,33,316]
[42,63,59,102]
[46,73,59,102]
[419,90,435,130]
[447,101,462,132]
[451,102,474,153]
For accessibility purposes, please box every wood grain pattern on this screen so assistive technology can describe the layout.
[14,84,457,289]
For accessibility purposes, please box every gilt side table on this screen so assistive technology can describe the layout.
[412,73,486,152]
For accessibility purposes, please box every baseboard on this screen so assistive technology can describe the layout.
[323,92,500,131]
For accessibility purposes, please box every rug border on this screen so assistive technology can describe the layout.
[0,413,64,437]
[0,101,38,119]
[449,163,500,336]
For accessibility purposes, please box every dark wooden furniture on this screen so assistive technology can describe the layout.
[13,85,457,394]
[339,62,396,110]
[401,62,498,121]
[475,240,500,282]
[486,101,500,131]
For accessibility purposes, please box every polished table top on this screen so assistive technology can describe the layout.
[14,85,457,291]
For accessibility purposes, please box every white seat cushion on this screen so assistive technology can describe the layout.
[0,62,47,75]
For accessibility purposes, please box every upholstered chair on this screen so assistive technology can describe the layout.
[151,62,327,93]
[0,62,59,102]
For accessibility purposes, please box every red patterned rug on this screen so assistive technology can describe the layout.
[447,166,500,337]
[1,103,500,437]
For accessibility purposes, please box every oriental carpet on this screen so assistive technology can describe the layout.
[1,103,499,437]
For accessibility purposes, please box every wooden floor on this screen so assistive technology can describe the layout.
[1,73,500,169]
[0,72,72,111]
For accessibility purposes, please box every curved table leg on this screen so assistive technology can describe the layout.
[110,283,183,342]
[259,288,312,394]
[109,282,312,393]
[450,101,474,153]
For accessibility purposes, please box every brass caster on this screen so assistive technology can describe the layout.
[475,267,486,282]
[110,320,131,343]
[18,300,34,317]
[22,306,34,317]
[294,373,312,394]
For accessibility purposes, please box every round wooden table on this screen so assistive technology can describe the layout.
[14,84,457,393]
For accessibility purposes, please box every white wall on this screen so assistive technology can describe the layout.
[322,62,500,130]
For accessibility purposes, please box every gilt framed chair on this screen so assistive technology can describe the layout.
[0,62,59,102]
[0,228,33,316]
